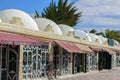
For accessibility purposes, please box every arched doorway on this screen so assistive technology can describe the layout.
[1,45,19,80]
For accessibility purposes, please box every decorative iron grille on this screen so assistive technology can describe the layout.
[62,50,71,75]
[116,53,120,66]
[22,45,49,79]
[89,53,97,71]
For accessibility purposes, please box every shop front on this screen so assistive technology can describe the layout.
[73,53,86,74]
[88,53,98,71]
[98,48,116,70]
[116,53,120,67]
[0,32,45,80]
[22,44,49,79]
[53,40,83,76]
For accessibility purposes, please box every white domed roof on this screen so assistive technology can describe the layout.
[0,18,1,23]
[74,30,92,41]
[87,33,102,43]
[0,9,39,30]
[114,40,119,45]
[35,18,63,35]
[98,36,107,44]
[58,24,74,35]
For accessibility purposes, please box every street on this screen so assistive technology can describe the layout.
[58,69,120,80]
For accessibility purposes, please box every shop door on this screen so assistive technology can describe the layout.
[98,52,111,70]
[1,45,19,80]
[73,54,85,74]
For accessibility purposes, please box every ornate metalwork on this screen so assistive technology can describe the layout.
[89,53,97,71]
[62,50,71,75]
[116,53,120,66]
[22,45,49,79]
[53,46,60,70]
[1,45,19,80]
[111,54,115,68]
[73,54,78,73]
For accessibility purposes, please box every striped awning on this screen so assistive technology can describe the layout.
[54,40,84,53]
[0,32,42,46]
[75,44,94,54]
[102,48,116,54]
[90,46,102,51]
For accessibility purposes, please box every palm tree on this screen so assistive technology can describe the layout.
[89,29,97,34]
[35,0,82,27]
[90,29,120,43]
[104,29,120,42]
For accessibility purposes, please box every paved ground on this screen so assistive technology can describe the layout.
[57,69,120,80]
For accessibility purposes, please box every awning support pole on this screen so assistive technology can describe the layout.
[18,45,23,80]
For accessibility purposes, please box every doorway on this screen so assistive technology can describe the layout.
[73,54,86,74]
[0,45,19,80]
[98,52,111,70]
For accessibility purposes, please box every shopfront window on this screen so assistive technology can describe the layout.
[22,45,49,79]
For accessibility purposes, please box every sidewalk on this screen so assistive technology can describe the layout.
[58,69,120,80]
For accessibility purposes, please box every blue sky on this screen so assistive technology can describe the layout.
[0,0,120,31]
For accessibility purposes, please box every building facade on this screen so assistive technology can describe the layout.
[0,9,120,80]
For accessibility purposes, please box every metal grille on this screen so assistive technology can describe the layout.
[89,53,97,71]
[22,45,49,79]
[62,50,71,75]
[116,53,120,66]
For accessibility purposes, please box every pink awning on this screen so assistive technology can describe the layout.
[90,46,102,51]
[54,40,84,53]
[0,33,42,45]
[102,48,116,54]
[75,44,94,54]
[111,48,120,53]
[116,49,120,53]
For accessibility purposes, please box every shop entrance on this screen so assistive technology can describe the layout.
[98,52,111,70]
[73,54,86,74]
[0,45,19,80]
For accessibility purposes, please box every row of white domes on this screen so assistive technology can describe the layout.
[0,9,119,45]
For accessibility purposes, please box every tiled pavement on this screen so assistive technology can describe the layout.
[56,69,120,80]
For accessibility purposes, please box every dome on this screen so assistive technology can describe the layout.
[58,24,74,36]
[114,40,119,45]
[0,18,1,23]
[35,18,63,35]
[74,30,92,41]
[0,9,39,30]
[87,33,102,43]
[98,36,108,44]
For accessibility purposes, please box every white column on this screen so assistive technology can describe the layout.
[114,54,116,69]
[49,42,53,62]
[18,45,23,80]
[96,51,99,70]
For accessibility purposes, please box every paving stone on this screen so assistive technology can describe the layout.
[57,69,120,80]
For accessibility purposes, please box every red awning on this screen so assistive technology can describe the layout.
[116,49,120,53]
[0,33,42,45]
[102,48,116,54]
[90,46,102,51]
[111,48,120,53]
[75,44,94,54]
[54,40,84,53]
